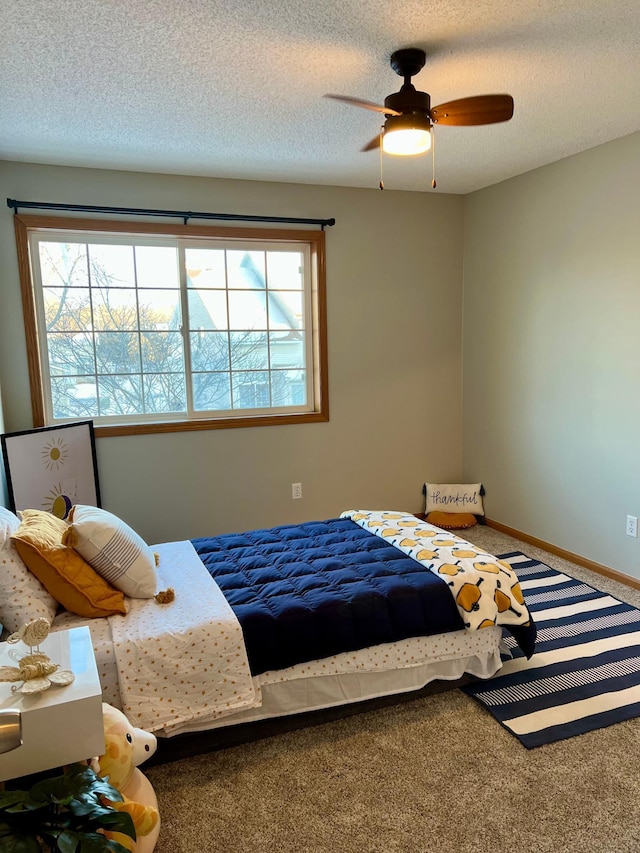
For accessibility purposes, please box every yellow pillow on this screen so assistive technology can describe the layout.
[12,509,127,618]
[425,511,478,530]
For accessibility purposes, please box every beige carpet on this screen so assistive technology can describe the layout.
[147,527,640,853]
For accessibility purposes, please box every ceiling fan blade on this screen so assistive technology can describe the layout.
[430,94,514,126]
[361,135,381,152]
[324,94,401,116]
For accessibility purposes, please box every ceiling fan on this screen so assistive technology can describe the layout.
[325,48,514,157]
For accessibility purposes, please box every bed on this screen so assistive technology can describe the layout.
[44,510,536,746]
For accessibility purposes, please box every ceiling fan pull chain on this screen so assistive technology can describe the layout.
[379,127,385,190]
[431,127,437,189]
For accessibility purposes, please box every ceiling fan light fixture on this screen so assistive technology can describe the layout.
[382,114,432,156]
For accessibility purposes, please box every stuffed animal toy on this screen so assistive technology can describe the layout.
[93,703,161,853]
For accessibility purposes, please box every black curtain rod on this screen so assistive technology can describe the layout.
[6,198,336,229]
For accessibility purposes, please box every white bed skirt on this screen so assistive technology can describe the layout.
[162,643,502,735]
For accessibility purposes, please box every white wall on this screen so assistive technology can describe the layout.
[463,132,640,576]
[0,161,464,543]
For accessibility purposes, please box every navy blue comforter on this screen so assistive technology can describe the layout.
[192,517,468,676]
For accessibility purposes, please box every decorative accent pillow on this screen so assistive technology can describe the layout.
[424,483,484,515]
[11,509,127,618]
[0,506,58,633]
[63,505,157,599]
[425,510,478,530]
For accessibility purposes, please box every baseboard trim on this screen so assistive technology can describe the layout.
[485,517,640,592]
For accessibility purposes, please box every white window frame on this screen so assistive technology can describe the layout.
[14,216,329,437]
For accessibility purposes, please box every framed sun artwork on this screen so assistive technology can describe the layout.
[1,421,101,519]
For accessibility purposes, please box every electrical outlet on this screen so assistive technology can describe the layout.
[292,482,302,500]
[626,515,638,538]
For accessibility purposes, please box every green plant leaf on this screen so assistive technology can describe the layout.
[0,764,138,852]
[64,766,125,804]
[0,790,50,814]
[68,801,104,819]
[58,830,133,853]
[86,810,136,837]
[30,774,76,806]
[56,829,82,852]
[0,791,30,809]
[0,822,42,853]
[68,798,114,819]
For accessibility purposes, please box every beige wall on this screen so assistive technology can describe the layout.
[2,135,639,575]
[463,132,640,577]
[0,384,7,507]
[0,161,464,543]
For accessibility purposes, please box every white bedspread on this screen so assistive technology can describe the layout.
[107,540,259,732]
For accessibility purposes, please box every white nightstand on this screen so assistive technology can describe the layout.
[0,626,104,782]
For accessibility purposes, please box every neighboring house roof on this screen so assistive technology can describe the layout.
[186,252,302,338]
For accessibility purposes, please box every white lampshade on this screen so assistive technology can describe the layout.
[382,114,432,156]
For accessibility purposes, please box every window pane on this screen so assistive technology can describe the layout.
[97,375,143,415]
[186,249,226,288]
[271,369,307,407]
[48,333,96,376]
[25,226,324,429]
[190,331,230,372]
[193,372,231,411]
[140,332,184,374]
[227,251,265,290]
[138,290,181,331]
[228,291,267,330]
[268,291,303,331]
[188,290,228,330]
[266,252,303,289]
[95,332,140,374]
[135,246,179,289]
[232,371,270,409]
[269,332,305,369]
[92,288,138,331]
[44,288,92,332]
[39,242,89,289]
[88,244,136,288]
[51,377,99,419]
[143,373,187,413]
[230,332,269,370]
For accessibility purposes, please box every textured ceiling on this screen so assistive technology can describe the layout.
[1,0,639,194]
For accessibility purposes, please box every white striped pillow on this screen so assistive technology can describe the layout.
[64,505,157,599]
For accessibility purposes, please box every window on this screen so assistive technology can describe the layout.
[15,217,328,437]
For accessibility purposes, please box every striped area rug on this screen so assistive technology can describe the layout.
[463,551,640,748]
